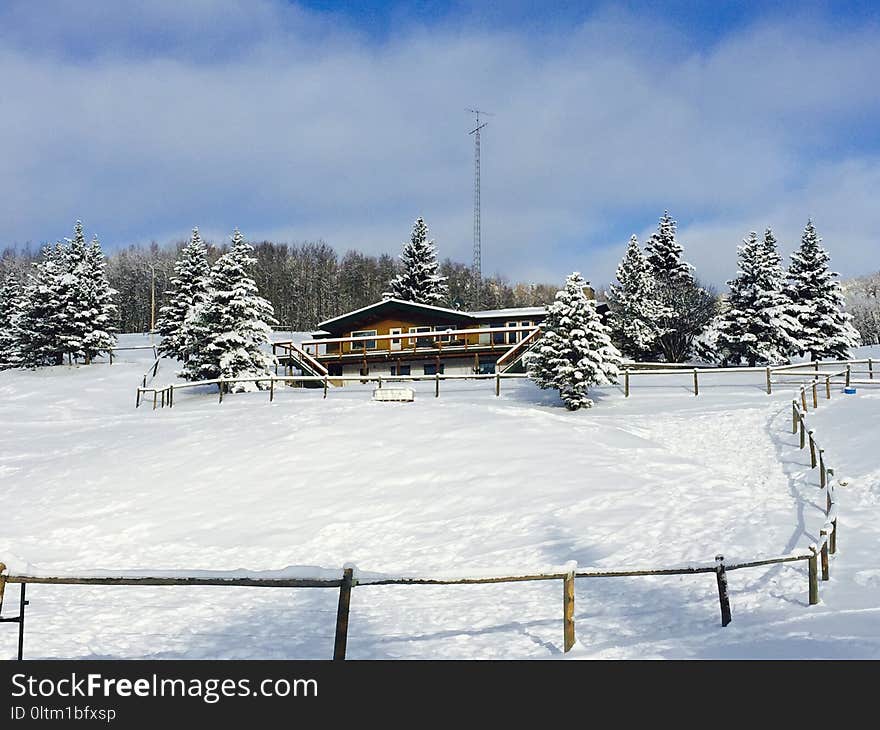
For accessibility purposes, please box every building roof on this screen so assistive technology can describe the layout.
[470,306,548,319]
[316,298,475,336]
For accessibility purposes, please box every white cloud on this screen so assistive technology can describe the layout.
[0,0,878,287]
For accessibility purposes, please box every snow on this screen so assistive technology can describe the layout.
[0,337,878,659]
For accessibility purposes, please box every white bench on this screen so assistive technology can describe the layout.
[372,387,415,402]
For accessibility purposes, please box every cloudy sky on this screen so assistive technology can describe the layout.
[1,0,878,286]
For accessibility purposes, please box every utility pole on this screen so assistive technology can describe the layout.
[467,108,492,309]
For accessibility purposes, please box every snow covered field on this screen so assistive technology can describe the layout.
[1,336,878,659]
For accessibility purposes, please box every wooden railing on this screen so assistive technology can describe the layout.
[280,324,541,360]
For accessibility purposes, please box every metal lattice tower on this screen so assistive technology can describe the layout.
[468,109,491,306]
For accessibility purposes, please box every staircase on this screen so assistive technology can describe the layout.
[495,328,542,374]
[274,341,329,378]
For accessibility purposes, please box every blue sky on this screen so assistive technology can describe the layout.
[1,0,879,287]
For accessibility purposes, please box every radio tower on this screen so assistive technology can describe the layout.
[468,108,491,308]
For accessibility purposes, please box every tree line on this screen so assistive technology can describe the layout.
[0,223,560,334]
[606,214,861,364]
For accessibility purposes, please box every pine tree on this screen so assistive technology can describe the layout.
[156,228,211,361]
[786,220,860,360]
[79,235,118,363]
[715,230,800,366]
[57,221,89,362]
[0,273,23,369]
[181,229,278,389]
[16,244,70,367]
[525,272,621,410]
[645,211,692,283]
[385,217,449,304]
[607,235,667,359]
[643,212,717,362]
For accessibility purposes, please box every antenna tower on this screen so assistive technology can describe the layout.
[467,108,491,307]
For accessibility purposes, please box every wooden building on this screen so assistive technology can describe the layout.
[273,295,609,380]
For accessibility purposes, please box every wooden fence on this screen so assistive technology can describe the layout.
[135,371,531,409]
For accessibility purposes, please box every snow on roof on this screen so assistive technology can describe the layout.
[470,306,548,319]
[317,298,470,329]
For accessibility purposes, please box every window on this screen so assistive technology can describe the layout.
[351,330,377,350]
[491,323,506,345]
[390,364,411,376]
[409,326,432,347]
[435,325,457,342]
[477,360,496,374]
[423,363,445,375]
[327,363,343,377]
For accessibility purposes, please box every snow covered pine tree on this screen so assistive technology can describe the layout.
[16,243,71,367]
[644,211,717,362]
[384,217,449,305]
[156,227,211,361]
[181,229,277,390]
[79,234,118,364]
[0,272,23,369]
[715,229,799,367]
[786,220,860,360]
[607,235,667,360]
[525,272,621,410]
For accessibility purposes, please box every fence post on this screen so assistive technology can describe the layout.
[825,376,831,400]
[845,365,851,387]
[142,374,147,388]
[495,371,500,397]
[799,415,805,449]
[624,369,630,398]
[801,388,807,411]
[869,358,874,380]
[819,449,826,489]
[218,381,224,404]
[693,369,699,396]
[109,351,114,365]
[136,389,141,409]
[333,567,354,661]
[323,375,328,399]
[0,562,6,614]
[764,366,771,394]
[270,377,275,403]
[808,430,816,468]
[820,530,830,581]
[563,570,576,653]
[812,381,818,408]
[168,385,174,409]
[791,401,798,434]
[152,391,157,410]
[153,359,159,378]
[830,517,838,555]
[808,547,819,605]
[377,376,382,390]
[714,555,732,627]
[435,372,440,398]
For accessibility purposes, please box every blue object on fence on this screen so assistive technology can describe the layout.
[843,387,856,394]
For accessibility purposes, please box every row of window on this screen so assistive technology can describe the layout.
[348,322,534,350]
[326,362,496,377]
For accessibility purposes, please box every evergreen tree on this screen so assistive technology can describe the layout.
[786,220,860,360]
[156,228,211,361]
[385,217,449,304]
[79,235,118,363]
[16,244,70,367]
[0,272,23,369]
[57,221,89,362]
[645,211,692,283]
[607,235,667,359]
[181,229,278,389]
[643,212,717,362]
[525,272,621,410]
[715,229,800,366]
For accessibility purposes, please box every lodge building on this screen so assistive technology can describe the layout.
[273,294,608,380]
